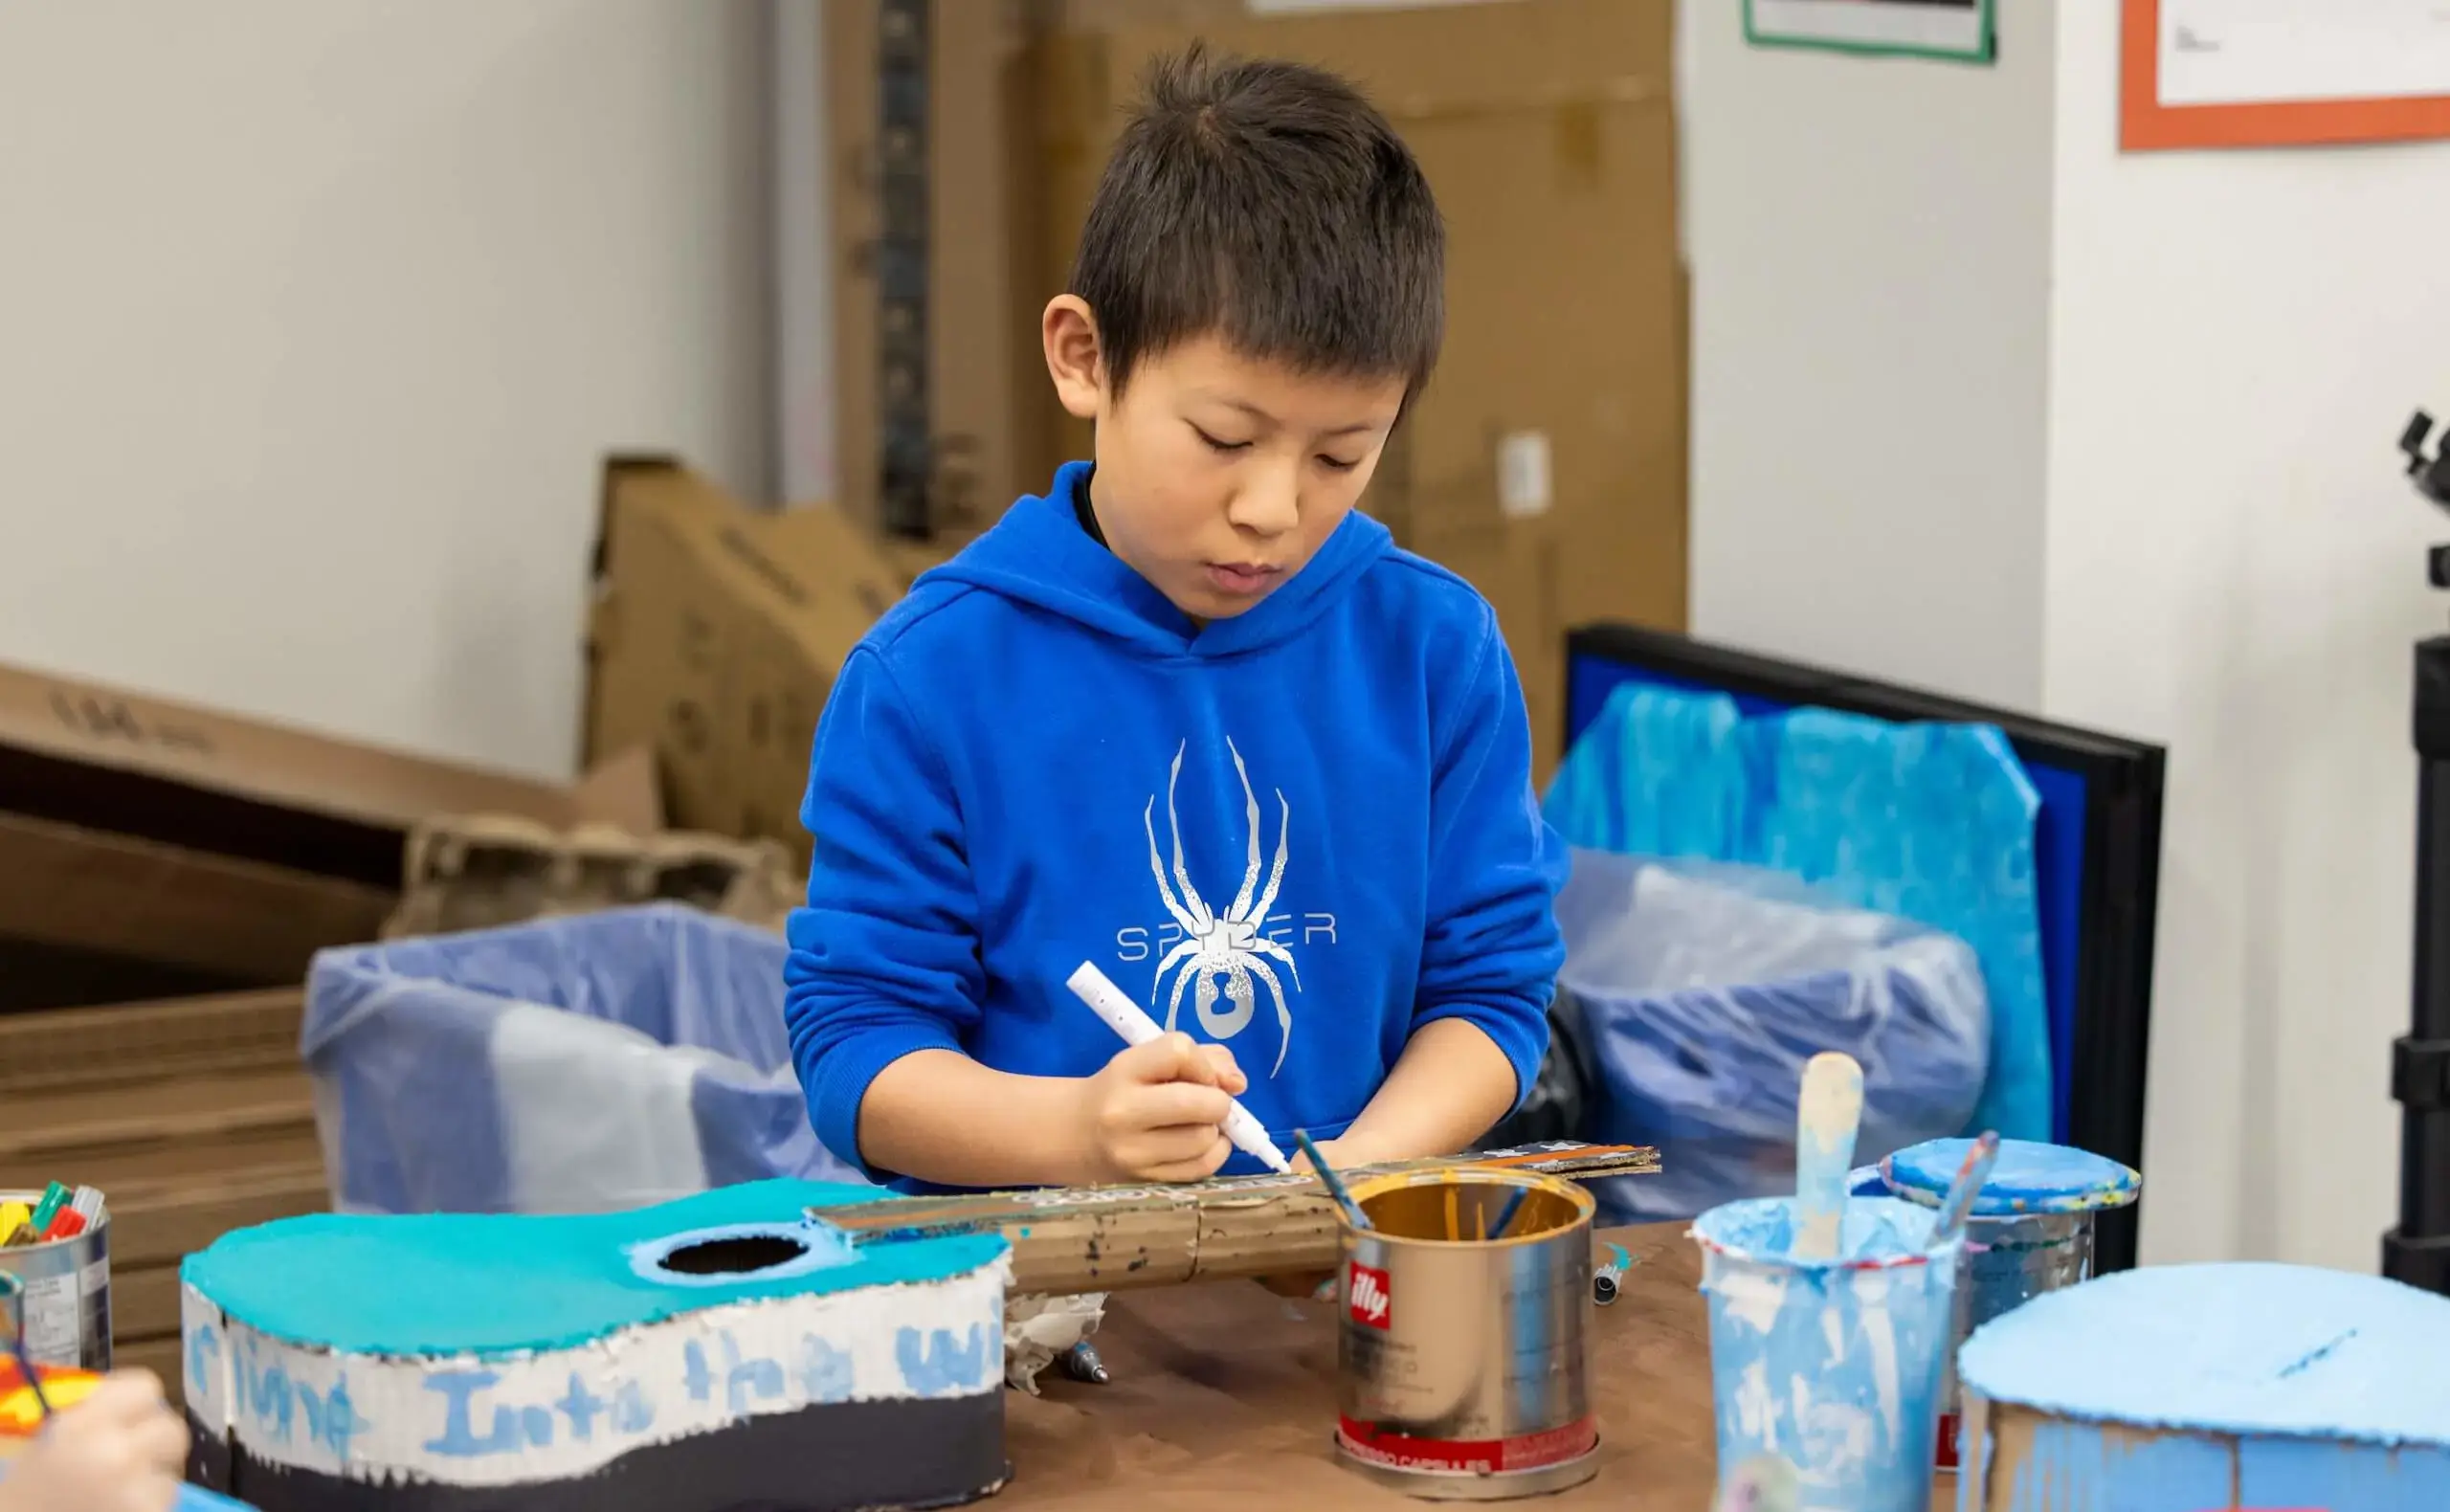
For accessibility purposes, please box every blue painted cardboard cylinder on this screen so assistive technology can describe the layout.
[1692,1195,1961,1512]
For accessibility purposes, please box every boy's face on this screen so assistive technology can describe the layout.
[1045,300,1407,622]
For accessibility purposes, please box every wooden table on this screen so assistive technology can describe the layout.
[995,1223,1726,1508]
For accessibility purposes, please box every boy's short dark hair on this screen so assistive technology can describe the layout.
[1068,44,1445,398]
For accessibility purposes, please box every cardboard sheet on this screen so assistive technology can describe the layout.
[995,1223,1728,1508]
[0,657,654,1004]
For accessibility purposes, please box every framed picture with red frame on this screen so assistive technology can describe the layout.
[2124,0,2450,151]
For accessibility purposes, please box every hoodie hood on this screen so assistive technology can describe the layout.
[922,461,1394,659]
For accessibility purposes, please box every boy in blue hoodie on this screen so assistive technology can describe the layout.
[786,45,1567,1192]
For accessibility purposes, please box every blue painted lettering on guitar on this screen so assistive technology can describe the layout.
[894,1324,991,1397]
[187,1323,221,1398]
[422,1369,662,1457]
[236,1337,296,1444]
[558,1374,608,1442]
[797,1335,855,1404]
[295,1375,370,1463]
[423,1371,523,1457]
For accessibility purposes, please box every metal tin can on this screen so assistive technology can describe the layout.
[0,1270,21,1351]
[0,1191,111,1371]
[1934,1209,2090,1469]
[1870,1139,2141,1472]
[1334,1169,1599,1501]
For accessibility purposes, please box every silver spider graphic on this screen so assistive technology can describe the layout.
[1144,738,1302,1075]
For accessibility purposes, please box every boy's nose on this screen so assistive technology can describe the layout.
[1226,466,1302,538]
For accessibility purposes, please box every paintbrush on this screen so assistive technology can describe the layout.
[2,1278,52,1420]
[1293,1130,1371,1232]
[1927,1130,2003,1248]
[1484,1183,1532,1241]
[1792,1051,1865,1260]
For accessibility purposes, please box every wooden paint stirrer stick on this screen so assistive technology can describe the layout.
[1793,1051,1866,1260]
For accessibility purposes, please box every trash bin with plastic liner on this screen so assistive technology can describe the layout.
[304,903,865,1214]
[1555,849,1991,1223]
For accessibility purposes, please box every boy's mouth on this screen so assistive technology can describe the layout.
[1205,562,1283,597]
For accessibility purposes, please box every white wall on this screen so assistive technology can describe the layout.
[1682,0,2450,1270]
[2044,4,2450,1271]
[1680,0,2059,709]
[0,2,772,782]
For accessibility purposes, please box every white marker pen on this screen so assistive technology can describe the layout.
[1064,961,1295,1175]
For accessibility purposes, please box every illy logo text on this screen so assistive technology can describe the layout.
[1348,1262,1392,1330]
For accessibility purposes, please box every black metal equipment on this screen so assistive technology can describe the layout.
[2389,411,2450,1297]
[876,0,932,539]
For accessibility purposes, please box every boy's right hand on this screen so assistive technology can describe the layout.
[1070,1033,1248,1184]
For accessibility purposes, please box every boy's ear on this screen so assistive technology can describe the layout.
[1042,296,1105,422]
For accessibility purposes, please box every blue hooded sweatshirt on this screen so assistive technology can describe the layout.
[786,462,1567,1188]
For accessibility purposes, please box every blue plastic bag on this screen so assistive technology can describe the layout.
[304,904,866,1215]
[1547,683,2050,1144]
[1557,849,1990,1222]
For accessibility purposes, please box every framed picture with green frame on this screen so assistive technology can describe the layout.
[1744,0,1997,64]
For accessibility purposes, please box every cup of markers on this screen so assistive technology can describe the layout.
[0,1183,112,1373]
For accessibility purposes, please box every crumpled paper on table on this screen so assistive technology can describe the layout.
[1005,1291,1108,1393]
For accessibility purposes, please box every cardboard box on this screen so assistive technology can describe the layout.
[827,0,1059,539]
[386,813,801,940]
[1037,0,1685,647]
[585,457,907,857]
[0,662,656,1009]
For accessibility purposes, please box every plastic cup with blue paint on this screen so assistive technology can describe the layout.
[1690,1194,1963,1512]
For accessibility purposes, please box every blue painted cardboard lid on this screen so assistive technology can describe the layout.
[1960,1262,2450,1448]
[1881,1137,2138,1215]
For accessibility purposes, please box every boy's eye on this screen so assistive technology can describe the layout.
[1191,424,1251,454]
[1317,455,1361,473]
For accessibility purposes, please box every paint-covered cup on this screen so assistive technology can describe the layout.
[1691,1195,1962,1512]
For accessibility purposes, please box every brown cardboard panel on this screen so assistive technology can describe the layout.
[1410,515,1567,781]
[386,815,799,941]
[7,1125,323,1194]
[0,660,578,871]
[0,812,390,984]
[100,1161,327,1271]
[0,656,648,1002]
[0,937,245,1017]
[0,1070,317,1190]
[0,989,303,1098]
[111,1261,182,1344]
[828,0,1058,538]
[585,459,907,858]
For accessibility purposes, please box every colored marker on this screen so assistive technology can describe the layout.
[23,1183,70,1242]
[0,1203,28,1248]
[1065,962,1294,1174]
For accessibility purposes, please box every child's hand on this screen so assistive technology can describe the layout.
[1071,1032,1248,1184]
[0,1369,189,1512]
